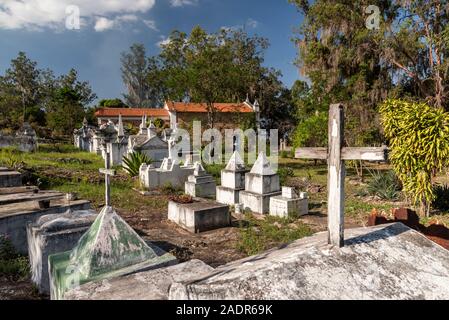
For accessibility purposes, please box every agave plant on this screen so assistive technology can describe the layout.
[122,152,153,177]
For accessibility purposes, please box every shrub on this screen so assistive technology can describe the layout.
[432,184,449,212]
[0,235,30,280]
[122,152,153,177]
[153,118,165,129]
[366,170,402,201]
[380,99,449,216]
[278,167,295,185]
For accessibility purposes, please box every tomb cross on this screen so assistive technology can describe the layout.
[99,145,116,207]
[295,104,388,247]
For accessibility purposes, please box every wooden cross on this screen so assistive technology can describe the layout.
[295,104,388,247]
[99,146,116,207]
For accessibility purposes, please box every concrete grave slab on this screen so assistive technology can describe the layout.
[27,209,97,295]
[168,198,231,233]
[169,223,449,300]
[64,259,213,300]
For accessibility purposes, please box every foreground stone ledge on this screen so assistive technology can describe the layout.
[64,259,213,300]
[169,223,449,300]
[0,199,91,254]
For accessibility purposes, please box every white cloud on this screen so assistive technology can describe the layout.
[246,18,259,29]
[143,19,158,31]
[157,35,172,47]
[0,0,156,31]
[170,0,199,7]
[94,17,115,32]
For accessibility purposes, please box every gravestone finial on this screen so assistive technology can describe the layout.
[117,114,125,138]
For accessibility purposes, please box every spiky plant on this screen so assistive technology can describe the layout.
[122,152,153,177]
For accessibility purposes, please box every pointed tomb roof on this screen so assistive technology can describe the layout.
[250,152,276,175]
[225,151,246,171]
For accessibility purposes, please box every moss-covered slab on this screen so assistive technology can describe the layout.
[48,206,177,299]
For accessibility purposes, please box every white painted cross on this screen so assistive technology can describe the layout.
[295,104,388,247]
[99,147,116,207]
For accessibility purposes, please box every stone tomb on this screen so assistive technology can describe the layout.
[48,206,177,300]
[168,197,231,233]
[0,168,22,188]
[64,259,213,300]
[27,209,97,295]
[269,187,308,218]
[139,158,195,190]
[0,188,91,254]
[216,151,248,205]
[169,223,449,300]
[239,152,281,214]
[185,162,216,199]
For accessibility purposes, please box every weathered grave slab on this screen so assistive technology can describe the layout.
[0,199,91,254]
[27,209,97,295]
[185,162,216,199]
[64,259,213,300]
[270,187,308,218]
[48,206,177,300]
[168,198,231,233]
[169,223,449,300]
[0,170,22,188]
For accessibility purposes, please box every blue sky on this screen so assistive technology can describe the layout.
[0,0,304,103]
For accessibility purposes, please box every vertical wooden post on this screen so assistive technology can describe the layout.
[105,147,111,207]
[327,104,345,247]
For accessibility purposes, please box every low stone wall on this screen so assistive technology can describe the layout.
[0,134,37,152]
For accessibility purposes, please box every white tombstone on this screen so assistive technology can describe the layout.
[216,151,248,205]
[239,152,281,214]
[185,162,216,199]
[269,187,308,218]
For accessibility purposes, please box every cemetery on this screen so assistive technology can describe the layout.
[1,0,449,304]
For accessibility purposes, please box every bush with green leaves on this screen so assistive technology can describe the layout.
[379,99,449,216]
[366,170,402,201]
[122,152,153,177]
[292,111,328,148]
[0,235,30,280]
[278,167,295,185]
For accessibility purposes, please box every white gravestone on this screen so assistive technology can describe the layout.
[270,187,308,218]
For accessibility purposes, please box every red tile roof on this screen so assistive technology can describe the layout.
[165,101,254,113]
[95,108,169,118]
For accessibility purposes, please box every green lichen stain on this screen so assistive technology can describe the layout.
[48,206,176,300]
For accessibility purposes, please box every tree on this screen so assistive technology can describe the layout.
[144,26,292,129]
[46,69,96,136]
[99,98,128,108]
[380,0,449,109]
[46,86,85,136]
[121,44,157,107]
[290,0,397,147]
[3,52,41,122]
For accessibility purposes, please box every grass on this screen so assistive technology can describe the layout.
[0,235,30,281]
[237,213,313,255]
